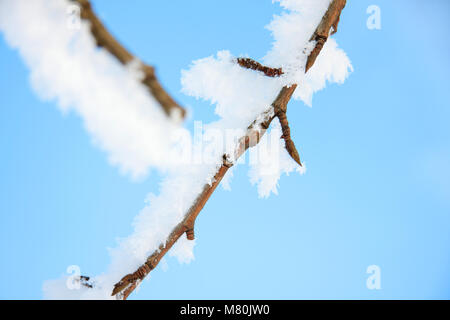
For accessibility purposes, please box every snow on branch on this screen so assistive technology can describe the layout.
[0,0,352,299]
[111,0,348,300]
[0,0,189,179]
[237,58,284,78]
[73,0,186,120]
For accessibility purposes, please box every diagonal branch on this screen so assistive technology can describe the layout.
[111,85,298,299]
[73,0,186,119]
[111,0,347,299]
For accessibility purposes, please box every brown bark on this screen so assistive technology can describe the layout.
[73,0,186,119]
[305,0,346,73]
[110,0,346,299]
[237,58,284,77]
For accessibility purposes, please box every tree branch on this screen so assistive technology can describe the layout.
[73,0,186,119]
[111,85,297,299]
[111,0,346,299]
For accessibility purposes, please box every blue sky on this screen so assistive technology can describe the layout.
[0,0,449,299]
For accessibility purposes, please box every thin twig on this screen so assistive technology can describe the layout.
[305,0,346,73]
[276,107,302,166]
[237,58,284,77]
[236,59,301,165]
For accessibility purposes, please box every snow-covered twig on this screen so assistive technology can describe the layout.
[111,0,347,299]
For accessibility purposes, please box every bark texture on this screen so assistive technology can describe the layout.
[237,58,284,77]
